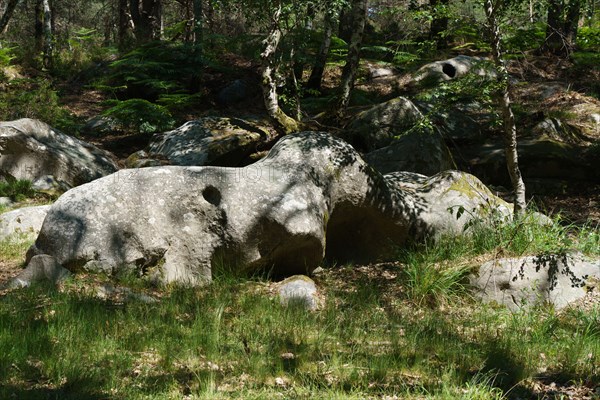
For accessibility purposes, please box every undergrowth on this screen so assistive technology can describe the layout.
[0,212,598,399]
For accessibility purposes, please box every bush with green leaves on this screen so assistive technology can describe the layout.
[102,98,175,134]
[0,78,79,135]
[0,179,35,201]
[98,42,201,101]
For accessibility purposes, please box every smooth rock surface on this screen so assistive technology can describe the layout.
[0,119,119,187]
[4,255,70,289]
[364,131,454,175]
[471,253,600,310]
[0,205,51,241]
[278,275,319,310]
[345,97,424,152]
[28,132,512,285]
[146,117,271,167]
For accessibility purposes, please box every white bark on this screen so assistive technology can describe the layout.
[336,0,367,118]
[260,3,298,134]
[485,0,527,215]
[42,0,52,69]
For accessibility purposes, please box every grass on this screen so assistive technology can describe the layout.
[0,212,599,399]
[0,179,35,202]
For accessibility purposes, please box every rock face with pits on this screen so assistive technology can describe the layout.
[411,55,496,86]
[28,132,512,285]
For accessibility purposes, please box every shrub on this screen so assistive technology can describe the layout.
[0,78,79,135]
[0,179,35,201]
[98,42,201,101]
[102,98,175,134]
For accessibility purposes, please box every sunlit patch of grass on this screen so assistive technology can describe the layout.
[0,212,598,398]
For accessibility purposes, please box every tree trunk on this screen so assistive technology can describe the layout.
[260,3,299,134]
[306,7,335,90]
[34,0,43,54]
[131,0,161,43]
[0,0,20,34]
[430,0,450,49]
[118,0,131,52]
[193,0,202,61]
[335,0,367,119]
[42,0,53,69]
[485,0,526,216]
[543,0,580,55]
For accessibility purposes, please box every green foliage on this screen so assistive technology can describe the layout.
[0,179,35,202]
[577,27,600,50]
[54,28,116,78]
[0,44,16,70]
[0,78,79,135]
[99,42,201,100]
[156,93,204,114]
[503,24,546,53]
[102,98,175,134]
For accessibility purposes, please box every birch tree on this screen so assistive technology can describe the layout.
[335,0,367,119]
[0,0,20,34]
[484,0,527,216]
[260,1,299,134]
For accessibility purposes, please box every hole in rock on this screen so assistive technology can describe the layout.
[442,63,457,78]
[202,185,221,206]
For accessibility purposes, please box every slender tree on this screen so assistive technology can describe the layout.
[335,0,367,119]
[193,0,202,46]
[430,0,450,48]
[0,0,20,34]
[543,0,581,55]
[484,0,526,216]
[34,0,53,69]
[260,1,299,134]
[118,0,132,52]
[306,3,338,90]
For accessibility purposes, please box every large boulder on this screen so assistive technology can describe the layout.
[471,253,600,310]
[28,132,512,285]
[144,117,273,167]
[364,131,454,175]
[0,119,119,188]
[461,137,599,191]
[0,205,51,241]
[411,55,497,86]
[344,97,424,152]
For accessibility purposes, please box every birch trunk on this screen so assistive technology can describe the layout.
[485,0,527,216]
[260,3,299,134]
[306,7,334,90]
[335,0,367,119]
[0,0,20,34]
[193,0,203,63]
[42,0,52,69]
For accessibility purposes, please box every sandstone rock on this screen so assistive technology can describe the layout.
[471,253,600,310]
[461,137,598,191]
[364,131,454,175]
[28,132,512,286]
[31,175,71,194]
[146,117,271,167]
[278,275,319,310]
[4,255,70,289]
[0,197,12,207]
[81,116,122,137]
[0,205,51,241]
[345,97,424,152]
[124,150,162,168]
[0,119,119,188]
[412,55,496,86]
